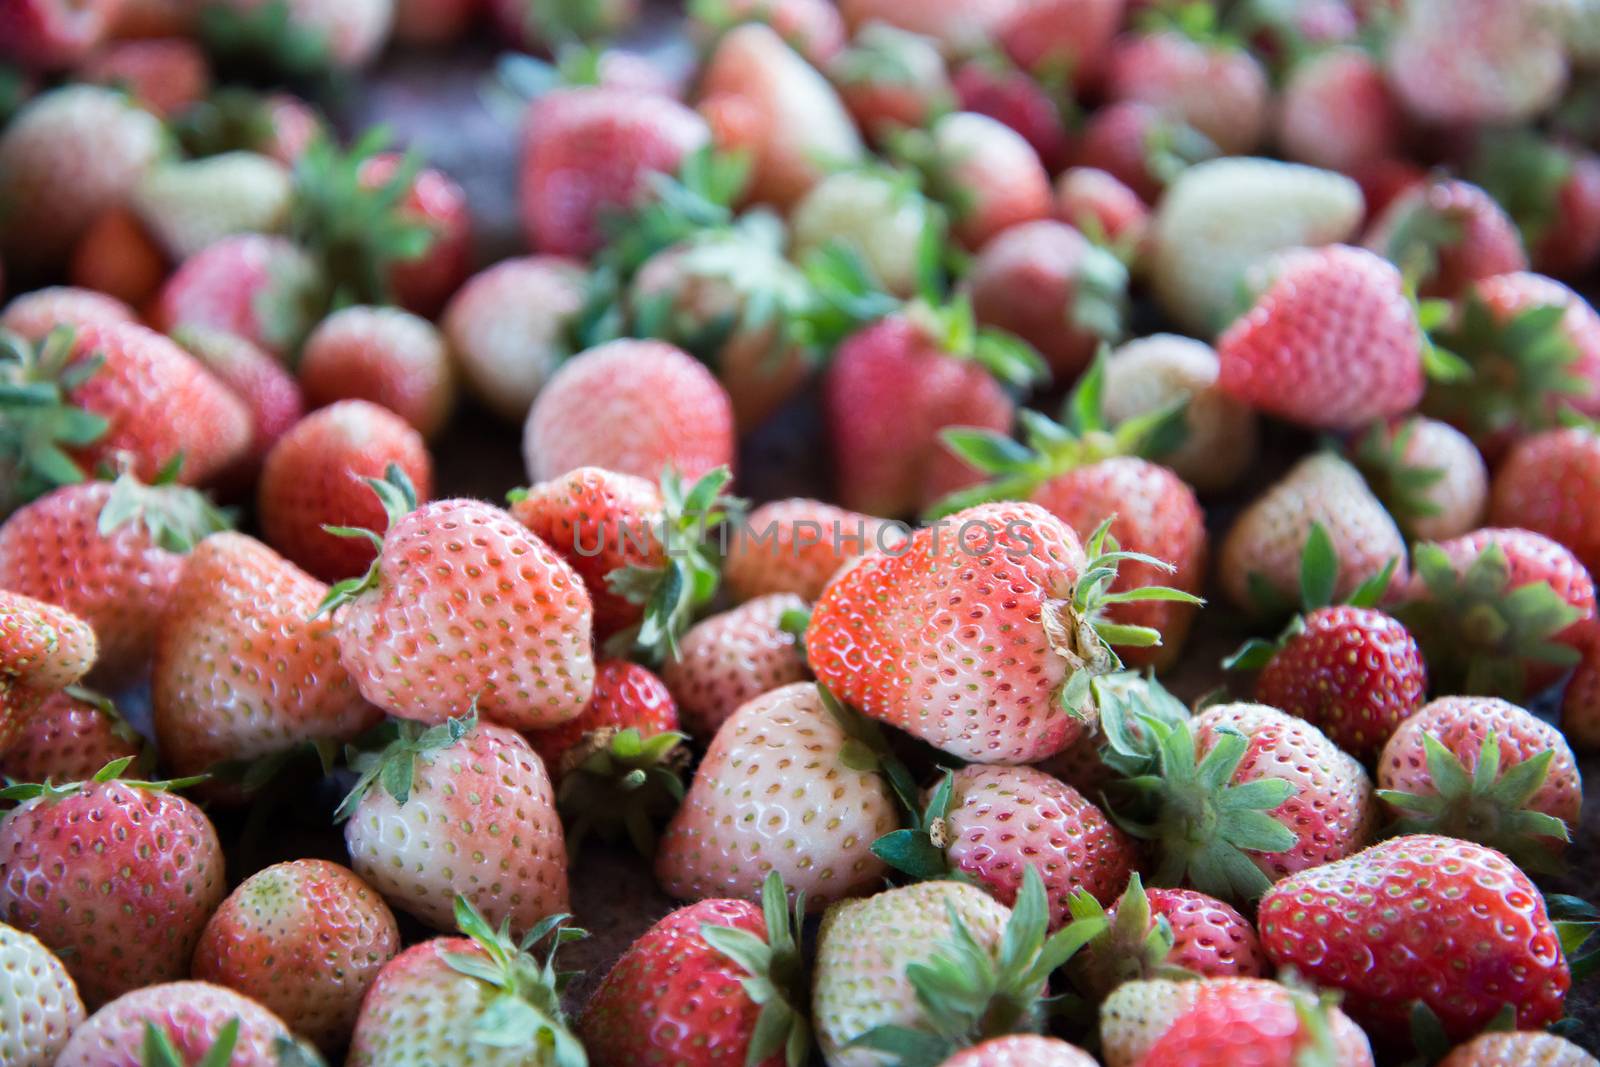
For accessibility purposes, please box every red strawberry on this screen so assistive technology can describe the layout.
[1129,978,1374,1067]
[952,58,1071,174]
[0,474,229,685]
[358,151,470,317]
[320,472,596,731]
[54,980,308,1067]
[900,110,1052,250]
[998,0,1124,87]
[191,859,401,1053]
[1491,425,1600,579]
[258,400,434,582]
[152,233,326,361]
[968,220,1128,381]
[1258,835,1570,1040]
[661,593,810,739]
[0,687,144,784]
[1055,167,1149,258]
[1472,133,1600,279]
[442,255,588,422]
[580,872,809,1067]
[1217,244,1424,430]
[1377,695,1580,870]
[1105,28,1269,156]
[1385,0,1566,126]
[692,0,846,67]
[829,21,954,138]
[655,682,898,906]
[79,37,211,119]
[1363,178,1528,300]
[1276,47,1400,175]
[0,0,118,70]
[1397,527,1596,698]
[67,208,168,312]
[0,762,226,1007]
[0,286,135,343]
[519,85,709,257]
[1075,101,1217,205]
[723,498,900,602]
[299,305,457,439]
[523,338,736,485]
[1438,1032,1599,1066]
[151,531,381,781]
[172,326,306,489]
[1352,415,1488,542]
[340,714,570,936]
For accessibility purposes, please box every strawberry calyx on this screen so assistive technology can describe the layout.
[1070,243,1132,343]
[331,708,477,823]
[555,725,690,857]
[850,866,1102,1066]
[1350,419,1450,537]
[0,754,209,804]
[870,769,959,881]
[1469,130,1574,253]
[175,87,318,160]
[441,894,588,1064]
[594,145,753,283]
[314,463,419,619]
[820,685,926,820]
[697,870,813,1067]
[97,468,233,554]
[903,295,1048,391]
[1395,540,1584,699]
[141,1017,245,1067]
[0,326,110,514]
[1376,730,1571,874]
[782,240,907,357]
[828,22,956,117]
[1140,111,1219,191]
[1061,873,1192,1002]
[1136,1,1238,48]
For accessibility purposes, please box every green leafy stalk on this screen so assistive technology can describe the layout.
[555,726,689,857]
[0,326,109,516]
[313,463,418,619]
[0,755,209,805]
[332,708,477,823]
[698,871,812,1067]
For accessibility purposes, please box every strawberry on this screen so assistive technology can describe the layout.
[1100,333,1257,494]
[1276,46,1400,175]
[895,110,1052,250]
[55,981,309,1067]
[319,472,596,731]
[1128,979,1374,1067]
[0,0,117,70]
[951,58,1072,175]
[0,85,163,280]
[1103,700,1375,902]
[836,0,1016,55]
[580,871,810,1067]
[812,867,1086,1064]
[661,593,810,738]
[1376,695,1580,871]
[997,0,1123,87]
[523,338,736,485]
[0,587,96,694]
[0,286,135,343]
[874,764,1135,928]
[691,0,847,66]
[1353,415,1488,542]
[205,0,395,70]
[152,531,381,781]
[0,922,84,1067]
[258,400,433,582]
[191,859,401,1053]
[1055,167,1149,259]
[346,898,585,1067]
[943,1036,1099,1067]
[1258,835,1571,1040]
[0,760,225,1007]
[392,0,479,43]
[698,23,864,209]
[1385,0,1566,125]
[519,85,709,257]
[724,498,900,602]
[442,255,588,422]
[1397,527,1596,698]
[131,151,294,263]
[0,473,229,685]
[1065,875,1265,1002]
[174,88,326,169]
[1104,27,1270,157]
[829,22,954,139]
[67,208,169,311]
[152,233,326,361]
[1438,1032,1599,1067]
[339,713,570,936]
[1148,158,1362,335]
[299,305,457,439]
[1217,244,1425,430]
[0,686,145,784]
[1074,101,1218,206]
[1218,452,1406,616]
[173,326,306,489]
[968,220,1129,381]
[656,682,896,906]
[491,0,635,49]
[1471,132,1600,279]
[78,37,211,119]
[788,168,943,298]
[1491,425,1600,579]
[1363,178,1528,300]
[358,151,471,317]
[1426,272,1600,452]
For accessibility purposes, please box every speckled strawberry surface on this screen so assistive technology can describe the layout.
[942,1035,1099,1067]
[0,922,84,1067]
[0,688,142,783]
[1492,427,1600,579]
[662,593,809,739]
[527,658,679,775]
[0,285,136,341]
[1074,887,1264,1000]
[723,498,900,603]
[1130,975,1374,1067]
[0,587,95,691]
[1438,1032,1600,1067]
[54,980,298,1067]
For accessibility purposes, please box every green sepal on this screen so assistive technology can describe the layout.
[1351,419,1449,538]
[591,145,751,283]
[1469,130,1573,253]
[556,726,688,858]
[312,463,418,619]
[1061,873,1190,1002]
[142,1017,240,1067]
[870,769,957,881]
[699,871,811,1067]
[0,755,208,804]
[784,240,904,358]
[902,296,1047,391]
[0,326,110,516]
[96,470,232,554]
[332,708,477,823]
[817,686,923,821]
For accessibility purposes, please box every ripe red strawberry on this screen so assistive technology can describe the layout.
[151,532,381,781]
[67,208,168,311]
[1363,178,1528,300]
[258,400,433,582]
[1491,425,1600,579]
[829,21,954,138]
[527,659,680,772]
[1397,527,1596,698]
[692,0,846,67]
[900,110,1051,250]
[1258,835,1570,1040]
[79,37,212,119]
[1385,0,1566,126]
[1377,695,1580,870]
[0,587,96,694]
[0,285,135,343]
[968,220,1128,381]
[523,338,736,485]
[951,58,1071,174]
[340,714,570,936]
[299,305,457,439]
[1104,28,1269,156]
[173,326,306,489]
[661,593,810,738]
[1074,101,1217,205]
[698,23,864,209]
[581,872,809,1067]
[1066,876,1264,1003]
[656,682,897,906]
[55,980,310,1067]
[0,922,84,1067]
[724,498,899,602]
[1129,978,1375,1067]
[443,255,588,422]
[358,151,471,317]
[191,859,401,1053]
[1276,46,1400,175]
[1438,1032,1599,1067]
[1055,167,1149,259]
[1352,415,1488,542]
[0,687,144,784]
[0,0,118,70]
[0,85,162,279]
[0,761,225,1007]
[943,1036,1098,1067]
[1217,245,1424,430]
[519,85,709,257]
[152,233,325,361]
[321,474,596,731]
[1219,453,1406,616]
[997,0,1122,87]
[347,900,584,1067]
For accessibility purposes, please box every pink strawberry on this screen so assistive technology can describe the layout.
[655,682,897,906]
[1353,415,1489,542]
[661,593,810,739]
[55,981,308,1067]
[299,304,457,439]
[358,151,471,317]
[172,326,306,489]
[0,0,118,70]
[901,110,1052,250]
[1385,0,1566,126]
[692,0,846,65]
[0,587,96,694]
[79,37,212,119]
[152,233,326,360]
[523,338,736,485]
[0,285,135,343]
[0,687,144,784]
[836,0,1016,56]
[1104,26,1269,156]
[0,762,226,1007]
[998,0,1124,87]
[1128,978,1375,1067]
[829,21,954,138]
[723,498,900,602]
[951,58,1072,174]
[1470,132,1600,280]
[1439,1032,1600,1066]
[1074,101,1217,205]
[1491,425,1600,581]
[944,1036,1099,1067]
[207,0,394,69]
[191,859,401,1053]
[1563,623,1600,751]
[1276,47,1400,175]
[1055,167,1149,258]
[1363,178,1528,300]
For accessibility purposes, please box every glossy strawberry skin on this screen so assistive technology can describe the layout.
[0,689,141,784]
[1132,979,1370,1067]
[151,233,323,361]
[0,588,96,691]
[661,594,810,739]
[297,305,457,440]
[54,981,302,1067]
[1491,427,1600,580]
[1363,179,1528,300]
[527,659,679,776]
[723,499,901,603]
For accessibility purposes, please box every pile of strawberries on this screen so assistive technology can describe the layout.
[8,0,1600,1064]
